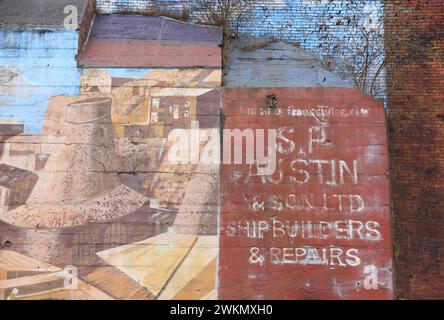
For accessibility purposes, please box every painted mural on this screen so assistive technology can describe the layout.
[0,68,221,300]
[0,5,395,300]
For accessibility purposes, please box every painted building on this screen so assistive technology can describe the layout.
[0,8,223,299]
[0,1,400,300]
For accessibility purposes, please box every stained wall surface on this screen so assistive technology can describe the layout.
[225,37,353,88]
[95,0,383,59]
[95,0,385,96]
[0,10,223,299]
[0,0,88,28]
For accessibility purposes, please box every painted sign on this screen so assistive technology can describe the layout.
[219,88,393,299]
[0,28,81,133]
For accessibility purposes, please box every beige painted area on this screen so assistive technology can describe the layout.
[172,149,219,233]
[0,269,6,300]
[141,69,222,88]
[150,88,214,97]
[0,250,59,272]
[150,128,219,212]
[40,96,82,136]
[111,84,151,138]
[83,266,155,300]
[80,69,112,95]
[157,236,218,300]
[97,234,218,300]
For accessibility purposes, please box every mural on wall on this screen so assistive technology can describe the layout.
[0,6,394,299]
[0,68,221,300]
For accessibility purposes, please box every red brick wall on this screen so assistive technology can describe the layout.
[385,0,444,299]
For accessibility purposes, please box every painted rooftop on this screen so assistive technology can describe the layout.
[79,15,222,68]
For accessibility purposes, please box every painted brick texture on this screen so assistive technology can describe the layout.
[385,0,444,299]
[0,28,81,133]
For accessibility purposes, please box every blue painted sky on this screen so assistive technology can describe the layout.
[0,28,152,134]
[0,28,80,133]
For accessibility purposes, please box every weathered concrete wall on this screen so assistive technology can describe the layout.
[0,0,88,28]
[78,0,97,58]
[219,87,393,299]
[95,0,385,96]
[96,0,382,54]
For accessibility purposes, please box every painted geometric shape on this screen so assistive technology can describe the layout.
[97,234,218,299]
[0,185,148,228]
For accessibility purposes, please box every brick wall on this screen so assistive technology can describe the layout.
[385,0,444,299]
[97,0,184,13]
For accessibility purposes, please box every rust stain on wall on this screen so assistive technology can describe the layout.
[219,88,394,300]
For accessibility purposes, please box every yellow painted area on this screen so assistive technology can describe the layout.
[97,234,218,300]
[98,233,197,297]
[0,250,60,272]
[157,236,218,300]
